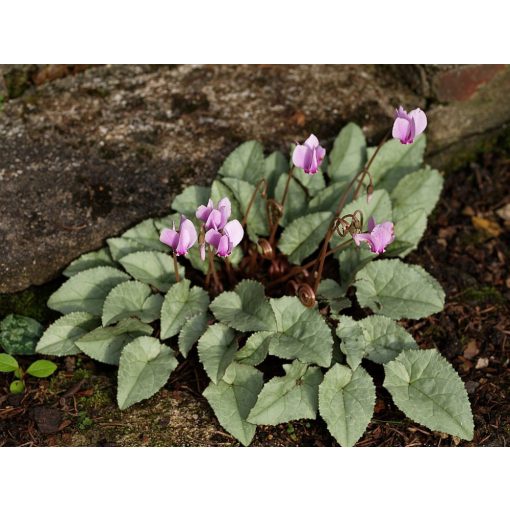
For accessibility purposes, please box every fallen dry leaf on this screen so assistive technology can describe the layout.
[471,216,502,237]
[463,340,480,360]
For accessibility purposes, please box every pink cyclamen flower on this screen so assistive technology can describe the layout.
[196,197,231,231]
[204,219,244,258]
[392,106,427,144]
[160,215,198,256]
[292,134,326,175]
[353,217,395,254]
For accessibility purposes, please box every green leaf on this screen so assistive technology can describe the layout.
[247,360,323,425]
[210,280,276,332]
[178,312,209,358]
[264,151,289,197]
[384,209,427,257]
[355,259,445,320]
[63,248,116,277]
[319,364,376,447]
[122,218,167,252]
[119,250,184,292]
[197,324,238,384]
[368,136,426,192]
[328,123,367,183]
[307,182,346,214]
[274,172,308,226]
[160,280,210,339]
[172,185,211,217]
[10,380,25,394]
[203,362,264,446]
[279,211,332,264]
[107,237,147,261]
[391,168,444,220]
[317,279,350,314]
[0,353,19,372]
[235,331,272,366]
[75,318,153,365]
[117,336,178,410]
[337,315,418,369]
[36,312,100,356]
[384,349,474,440]
[0,314,43,355]
[102,281,163,326]
[47,267,130,316]
[268,297,333,368]
[293,167,327,197]
[218,140,265,185]
[26,359,57,378]
[222,177,268,240]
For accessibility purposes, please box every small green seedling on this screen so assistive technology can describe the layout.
[0,353,57,394]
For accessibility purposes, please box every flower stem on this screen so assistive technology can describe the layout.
[334,128,391,217]
[208,247,221,289]
[241,178,267,227]
[268,166,294,245]
[173,252,180,282]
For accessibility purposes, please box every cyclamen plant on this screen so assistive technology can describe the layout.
[36,105,474,446]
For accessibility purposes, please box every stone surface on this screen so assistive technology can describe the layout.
[1,64,509,293]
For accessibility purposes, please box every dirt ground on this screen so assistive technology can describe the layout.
[1,149,509,447]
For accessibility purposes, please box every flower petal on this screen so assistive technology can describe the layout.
[368,217,376,232]
[223,219,244,247]
[196,204,212,222]
[205,229,222,250]
[217,235,231,257]
[160,228,179,250]
[180,218,198,248]
[218,197,231,219]
[292,144,312,170]
[352,233,376,252]
[409,108,427,137]
[392,117,411,144]
[304,134,319,149]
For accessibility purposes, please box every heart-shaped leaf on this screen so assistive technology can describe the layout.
[75,318,153,365]
[328,122,367,183]
[203,362,264,446]
[26,359,57,378]
[63,248,116,277]
[210,280,276,332]
[36,312,100,356]
[119,250,183,292]
[355,259,445,319]
[48,267,130,316]
[384,349,474,440]
[117,336,178,410]
[0,314,43,355]
[247,360,323,425]
[235,331,272,366]
[218,140,265,185]
[319,364,375,447]
[267,297,333,367]
[160,280,210,339]
[178,312,209,358]
[102,281,162,326]
[337,315,418,369]
[197,324,238,384]
[279,211,332,264]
